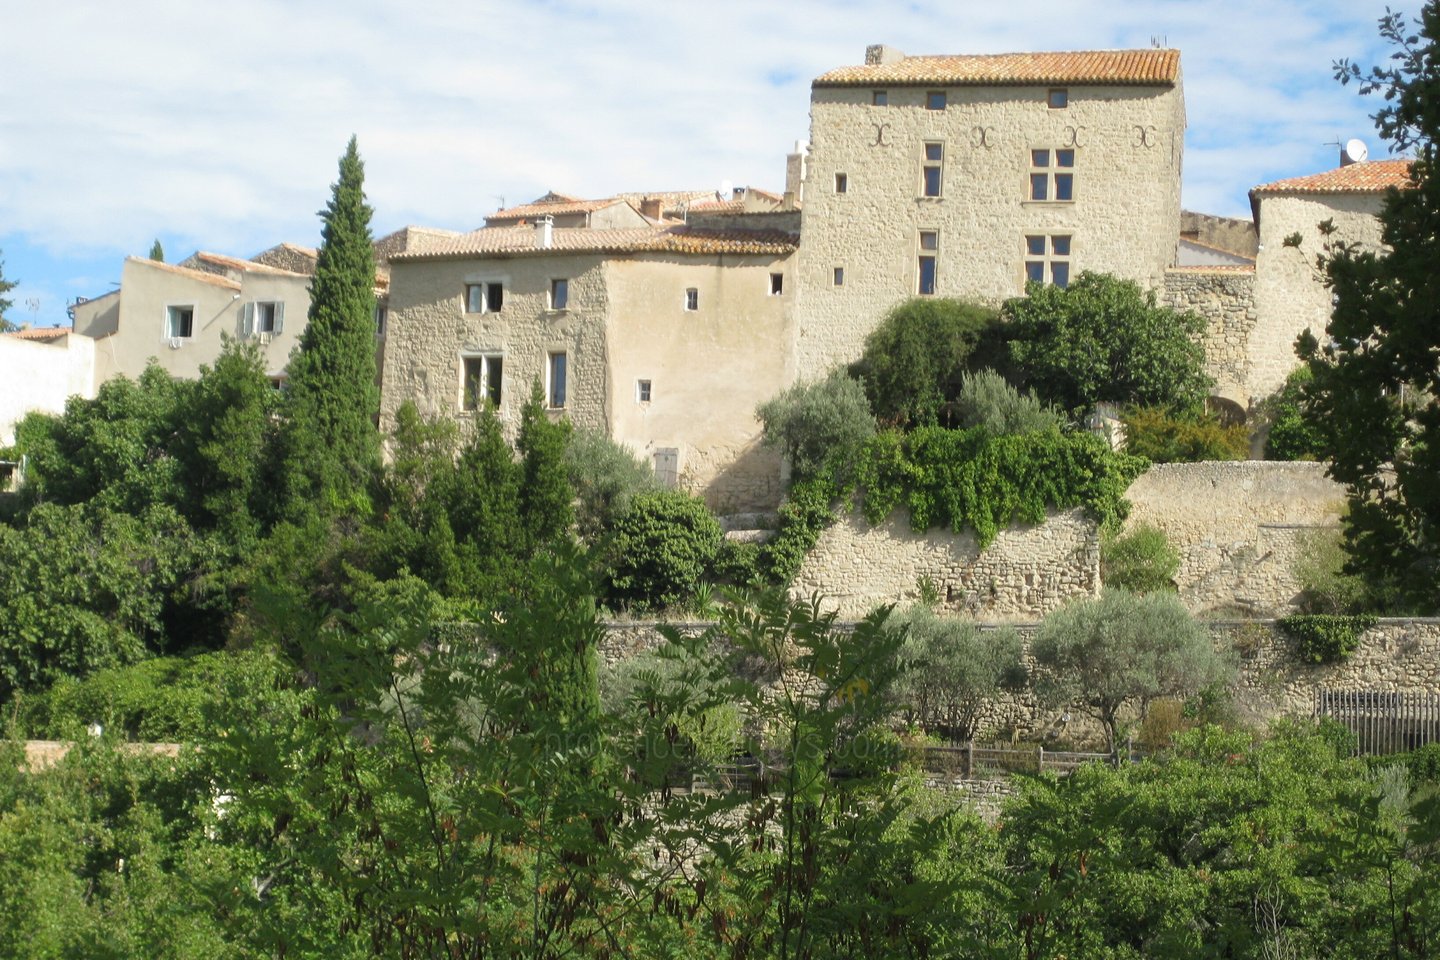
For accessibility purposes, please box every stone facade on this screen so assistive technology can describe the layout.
[1124,461,1346,616]
[381,232,797,513]
[790,507,1100,621]
[791,49,1185,380]
[1162,266,1258,406]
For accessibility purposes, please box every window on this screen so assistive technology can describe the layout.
[770,273,783,296]
[926,90,946,110]
[547,352,568,408]
[461,354,503,410]
[834,172,848,193]
[1029,148,1075,201]
[918,231,938,295]
[1048,88,1069,109]
[684,288,698,311]
[922,142,943,197]
[465,282,504,314]
[374,304,388,338]
[166,305,194,339]
[636,379,652,403]
[872,89,888,106]
[241,301,285,337]
[1024,234,1072,288]
[833,267,844,286]
[550,278,569,310]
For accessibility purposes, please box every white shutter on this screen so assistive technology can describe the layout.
[241,302,255,337]
[273,301,285,334]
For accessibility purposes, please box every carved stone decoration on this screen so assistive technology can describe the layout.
[970,125,996,148]
[1133,124,1158,148]
[1063,125,1085,148]
[872,122,891,147]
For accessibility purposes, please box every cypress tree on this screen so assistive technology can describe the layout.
[148,239,165,262]
[280,137,380,518]
[0,249,17,333]
[517,379,574,549]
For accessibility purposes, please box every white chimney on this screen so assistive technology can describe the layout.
[535,216,554,249]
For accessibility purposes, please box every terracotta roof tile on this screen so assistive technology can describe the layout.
[192,251,310,278]
[486,197,631,224]
[3,326,72,340]
[1250,159,1414,196]
[393,225,798,262]
[130,257,242,291]
[814,49,1180,87]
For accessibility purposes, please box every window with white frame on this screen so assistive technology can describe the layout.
[921,142,944,198]
[547,351,568,409]
[1024,234,1072,288]
[465,282,504,314]
[684,288,698,311]
[636,379,652,403]
[1029,148,1075,201]
[242,301,284,337]
[166,305,194,339]
[550,278,569,310]
[918,231,938,295]
[461,354,503,410]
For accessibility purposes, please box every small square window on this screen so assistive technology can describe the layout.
[834,172,848,193]
[926,90,946,110]
[551,278,569,310]
[684,288,698,311]
[166,305,194,339]
[833,267,844,286]
[919,231,938,251]
[770,273,783,296]
[636,379,652,403]
[1026,235,1046,256]
[465,282,504,314]
[924,143,943,162]
[1032,149,1050,168]
[547,352,567,409]
[872,89,888,106]
[1048,88,1068,109]
[1056,149,1075,168]
[1051,235,1072,256]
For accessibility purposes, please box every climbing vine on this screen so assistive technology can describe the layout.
[1278,613,1379,664]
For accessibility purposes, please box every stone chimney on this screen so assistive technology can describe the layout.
[639,197,663,220]
[783,140,809,210]
[535,216,554,249]
[865,44,904,65]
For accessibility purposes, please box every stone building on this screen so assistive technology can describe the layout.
[791,45,1186,378]
[378,220,799,513]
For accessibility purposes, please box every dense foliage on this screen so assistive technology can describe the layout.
[756,369,877,480]
[603,490,723,610]
[563,426,658,540]
[1262,365,1327,460]
[953,368,1064,435]
[1278,612,1380,664]
[1297,4,1440,612]
[1121,405,1249,462]
[889,603,1026,741]
[848,297,999,426]
[1101,523,1181,593]
[1006,272,1212,415]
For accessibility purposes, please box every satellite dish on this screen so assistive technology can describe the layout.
[718,178,734,200]
[1344,138,1369,164]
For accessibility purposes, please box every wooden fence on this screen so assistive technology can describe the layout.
[1316,689,1440,755]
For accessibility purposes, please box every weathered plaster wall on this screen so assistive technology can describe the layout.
[1251,192,1386,399]
[792,80,1185,378]
[790,507,1100,620]
[0,333,96,445]
[1162,266,1257,403]
[1124,461,1346,616]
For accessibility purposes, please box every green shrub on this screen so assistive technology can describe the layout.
[1294,526,1371,614]
[604,491,723,610]
[1121,406,1249,462]
[1277,613,1378,664]
[1406,741,1440,783]
[600,646,743,764]
[759,470,846,585]
[564,427,659,540]
[712,538,764,591]
[1262,366,1327,461]
[953,368,1064,434]
[1101,523,1180,593]
[849,298,999,427]
[756,370,876,481]
[889,604,1026,741]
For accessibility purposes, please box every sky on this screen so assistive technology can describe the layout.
[0,0,1406,330]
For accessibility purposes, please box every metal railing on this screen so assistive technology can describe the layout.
[1316,689,1440,755]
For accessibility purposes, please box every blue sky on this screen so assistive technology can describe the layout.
[0,0,1402,330]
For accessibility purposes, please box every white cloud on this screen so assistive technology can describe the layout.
[0,0,1409,275]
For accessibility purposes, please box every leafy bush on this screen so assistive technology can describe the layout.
[564,427,659,540]
[849,297,999,427]
[1278,613,1379,664]
[600,644,743,764]
[1006,272,1212,414]
[889,604,1026,741]
[1294,525,1371,614]
[1121,406,1249,462]
[1101,523,1180,593]
[852,426,1148,547]
[1032,589,1234,750]
[1261,366,1327,461]
[712,538,764,590]
[604,491,723,610]
[953,368,1063,435]
[758,470,846,585]
[756,370,876,480]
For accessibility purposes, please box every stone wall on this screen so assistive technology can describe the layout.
[1162,266,1257,403]
[1124,461,1346,616]
[790,507,1099,621]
